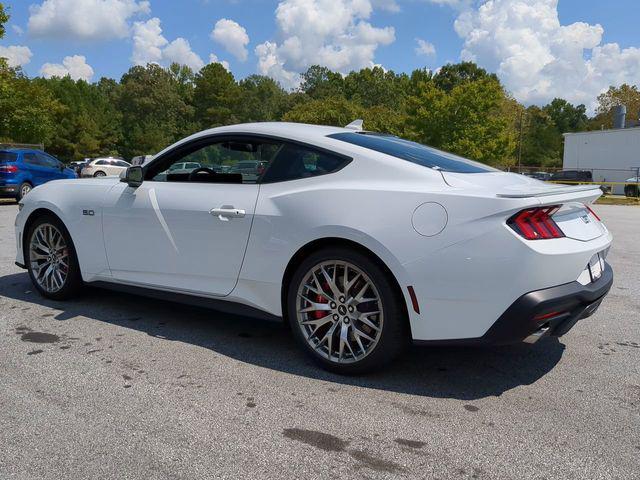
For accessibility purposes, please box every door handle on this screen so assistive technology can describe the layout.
[210,206,246,221]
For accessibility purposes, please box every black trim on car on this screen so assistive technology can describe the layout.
[91,281,282,323]
[414,263,613,346]
[15,261,26,269]
[143,133,353,183]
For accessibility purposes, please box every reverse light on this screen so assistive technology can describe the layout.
[0,165,18,173]
[508,206,565,240]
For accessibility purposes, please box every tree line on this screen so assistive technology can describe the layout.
[0,8,638,168]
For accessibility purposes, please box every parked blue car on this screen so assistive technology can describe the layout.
[0,149,76,201]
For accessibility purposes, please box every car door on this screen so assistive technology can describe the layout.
[22,152,48,185]
[101,136,282,296]
[37,152,65,180]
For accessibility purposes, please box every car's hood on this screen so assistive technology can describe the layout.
[441,171,601,199]
[46,177,121,188]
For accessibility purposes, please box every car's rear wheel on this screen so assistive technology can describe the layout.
[287,247,408,374]
[94,171,106,177]
[17,182,32,201]
[26,214,83,300]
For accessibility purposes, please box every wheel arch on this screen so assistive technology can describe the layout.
[280,236,412,336]
[22,208,67,254]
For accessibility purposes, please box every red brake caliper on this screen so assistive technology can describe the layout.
[311,283,330,319]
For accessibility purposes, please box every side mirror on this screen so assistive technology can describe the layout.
[121,166,143,188]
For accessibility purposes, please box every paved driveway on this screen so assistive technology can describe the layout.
[1,202,638,479]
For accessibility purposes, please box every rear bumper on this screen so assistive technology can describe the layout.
[415,263,613,346]
[0,185,19,197]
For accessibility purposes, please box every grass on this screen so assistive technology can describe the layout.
[596,195,640,206]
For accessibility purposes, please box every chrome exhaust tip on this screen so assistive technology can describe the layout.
[523,326,550,344]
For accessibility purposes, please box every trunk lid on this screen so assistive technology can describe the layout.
[443,172,606,241]
[442,171,601,199]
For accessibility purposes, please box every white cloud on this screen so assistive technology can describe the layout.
[415,38,436,57]
[12,25,24,35]
[131,18,206,71]
[40,55,94,81]
[211,18,249,62]
[164,38,205,71]
[28,0,150,40]
[424,0,472,9]
[371,0,400,12]
[209,53,230,71]
[451,0,640,110]
[131,17,166,65]
[255,0,395,89]
[0,45,33,68]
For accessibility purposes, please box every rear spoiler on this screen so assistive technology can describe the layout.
[496,184,602,199]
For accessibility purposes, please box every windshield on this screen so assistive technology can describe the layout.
[327,132,497,174]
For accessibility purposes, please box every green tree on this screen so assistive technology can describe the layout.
[193,63,239,129]
[33,76,123,161]
[0,69,60,145]
[406,77,515,166]
[299,65,345,99]
[544,98,588,134]
[283,96,363,126]
[0,3,9,39]
[118,64,193,158]
[238,75,289,122]
[520,106,561,167]
[433,62,498,93]
[591,84,640,129]
[343,67,410,109]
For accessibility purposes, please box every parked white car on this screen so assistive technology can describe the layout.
[82,158,131,177]
[14,122,613,373]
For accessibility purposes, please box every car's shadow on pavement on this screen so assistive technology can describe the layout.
[1,272,566,400]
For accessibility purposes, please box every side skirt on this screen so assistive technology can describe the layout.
[90,281,283,323]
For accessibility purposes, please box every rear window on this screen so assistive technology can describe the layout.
[0,152,18,163]
[327,132,497,174]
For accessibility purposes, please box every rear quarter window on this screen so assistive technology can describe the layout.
[327,132,497,174]
[260,143,350,183]
[0,152,18,162]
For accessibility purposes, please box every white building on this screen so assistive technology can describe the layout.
[563,126,640,195]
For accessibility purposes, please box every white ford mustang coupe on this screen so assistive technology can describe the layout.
[14,122,613,373]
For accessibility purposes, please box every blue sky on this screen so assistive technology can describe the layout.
[2,1,640,109]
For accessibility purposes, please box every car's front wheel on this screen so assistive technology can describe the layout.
[287,247,408,374]
[26,214,83,300]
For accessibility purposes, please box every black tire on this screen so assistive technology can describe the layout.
[287,247,408,374]
[25,213,83,300]
[94,171,106,177]
[16,182,32,201]
[625,185,639,198]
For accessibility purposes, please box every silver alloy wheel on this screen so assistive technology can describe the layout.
[296,261,383,363]
[20,183,31,197]
[94,171,106,177]
[29,223,69,293]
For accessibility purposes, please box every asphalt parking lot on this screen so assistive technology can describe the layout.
[1,202,638,479]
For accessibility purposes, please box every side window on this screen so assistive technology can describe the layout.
[95,160,106,166]
[151,139,282,184]
[37,153,59,169]
[23,153,39,165]
[260,143,350,183]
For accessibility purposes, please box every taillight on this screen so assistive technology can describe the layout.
[508,206,565,240]
[0,164,18,173]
